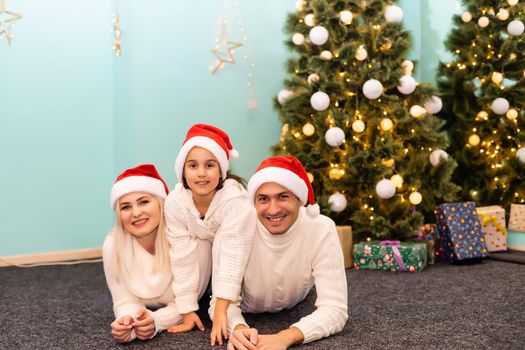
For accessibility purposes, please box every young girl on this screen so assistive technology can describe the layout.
[103,164,209,342]
[164,124,255,346]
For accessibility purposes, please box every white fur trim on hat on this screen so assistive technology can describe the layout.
[174,136,229,183]
[247,167,308,205]
[110,176,167,209]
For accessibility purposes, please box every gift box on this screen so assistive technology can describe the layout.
[508,204,525,231]
[353,241,427,272]
[476,205,507,252]
[507,230,525,252]
[336,226,353,269]
[435,202,489,262]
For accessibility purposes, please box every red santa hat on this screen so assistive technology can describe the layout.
[247,156,320,216]
[110,164,169,209]
[175,124,239,183]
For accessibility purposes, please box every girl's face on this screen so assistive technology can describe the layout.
[118,192,161,240]
[184,146,221,199]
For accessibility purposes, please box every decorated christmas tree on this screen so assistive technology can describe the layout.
[274,0,460,240]
[437,0,525,208]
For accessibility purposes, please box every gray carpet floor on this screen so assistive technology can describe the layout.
[0,259,523,350]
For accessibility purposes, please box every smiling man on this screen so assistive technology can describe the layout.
[225,156,348,350]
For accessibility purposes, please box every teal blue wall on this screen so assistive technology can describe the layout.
[0,0,459,256]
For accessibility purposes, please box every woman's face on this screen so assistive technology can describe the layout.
[118,192,161,239]
[184,146,221,199]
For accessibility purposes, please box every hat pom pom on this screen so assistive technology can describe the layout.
[306,203,320,217]
[229,148,239,159]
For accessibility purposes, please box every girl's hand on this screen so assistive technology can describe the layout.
[133,309,155,340]
[167,311,204,333]
[210,309,228,346]
[110,315,134,343]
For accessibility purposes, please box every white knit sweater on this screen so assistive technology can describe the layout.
[164,179,256,314]
[226,208,348,344]
[102,233,180,340]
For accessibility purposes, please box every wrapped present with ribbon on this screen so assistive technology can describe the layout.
[353,241,427,272]
[435,202,489,262]
[509,204,525,232]
[476,205,507,252]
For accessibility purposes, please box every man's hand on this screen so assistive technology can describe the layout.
[210,298,230,346]
[133,309,155,340]
[167,311,205,333]
[110,315,134,343]
[227,325,258,350]
[254,328,304,350]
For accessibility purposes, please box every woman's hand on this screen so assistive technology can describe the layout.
[167,311,205,333]
[110,315,134,343]
[133,309,156,340]
[211,298,231,346]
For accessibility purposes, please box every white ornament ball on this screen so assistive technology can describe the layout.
[492,72,504,84]
[278,89,294,105]
[380,118,393,131]
[508,0,519,6]
[402,59,414,75]
[397,76,417,95]
[304,14,316,27]
[307,73,320,85]
[325,127,345,147]
[355,46,368,61]
[478,16,490,28]
[491,97,510,115]
[517,147,525,163]
[292,33,305,45]
[384,5,404,23]
[506,108,518,120]
[390,174,403,188]
[376,179,396,199]
[409,192,422,205]
[508,20,525,36]
[424,96,443,114]
[320,50,333,60]
[309,26,329,45]
[352,120,365,133]
[310,91,330,111]
[362,79,383,99]
[410,105,427,118]
[497,9,510,21]
[339,10,353,25]
[469,134,480,146]
[461,11,472,23]
[302,123,315,136]
[295,0,305,11]
[328,192,347,212]
[429,149,448,167]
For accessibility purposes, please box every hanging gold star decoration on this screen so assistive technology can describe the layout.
[210,21,243,74]
[0,0,22,46]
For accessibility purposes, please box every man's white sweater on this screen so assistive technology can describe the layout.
[226,208,348,343]
[164,179,256,314]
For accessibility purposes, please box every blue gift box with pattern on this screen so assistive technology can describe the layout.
[434,202,489,262]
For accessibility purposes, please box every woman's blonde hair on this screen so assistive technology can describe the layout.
[110,196,170,278]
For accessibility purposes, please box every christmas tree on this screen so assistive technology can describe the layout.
[437,0,525,208]
[274,0,459,240]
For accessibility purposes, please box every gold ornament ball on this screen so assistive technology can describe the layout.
[506,109,518,120]
[329,168,343,180]
[461,11,472,23]
[307,73,320,85]
[469,134,480,146]
[478,16,490,28]
[380,39,392,52]
[410,105,426,118]
[380,118,394,131]
[391,174,403,188]
[508,0,518,6]
[339,10,353,25]
[352,120,365,133]
[355,46,368,61]
[492,72,503,84]
[302,123,315,136]
[381,158,395,167]
[307,172,314,183]
[510,53,517,60]
[320,50,333,60]
[477,111,489,119]
[409,191,422,205]
[304,14,316,27]
[497,9,510,21]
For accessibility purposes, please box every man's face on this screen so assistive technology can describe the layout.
[254,182,302,235]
